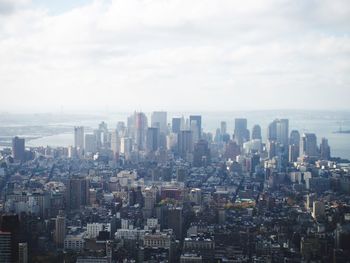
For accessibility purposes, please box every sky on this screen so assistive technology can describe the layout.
[0,0,349,113]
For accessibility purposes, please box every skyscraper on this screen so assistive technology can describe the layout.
[18,242,28,263]
[190,119,200,143]
[267,121,277,141]
[289,130,300,162]
[276,119,289,148]
[0,231,11,263]
[12,136,25,162]
[74,126,84,150]
[289,130,300,146]
[320,138,331,160]
[135,112,148,151]
[234,118,249,146]
[55,213,66,247]
[151,111,167,134]
[267,119,289,160]
[220,121,227,135]
[268,119,289,147]
[172,118,181,134]
[193,140,211,167]
[146,127,160,153]
[166,207,183,240]
[98,121,109,148]
[178,130,193,159]
[1,214,20,262]
[251,124,262,140]
[300,133,319,158]
[67,177,89,210]
[312,201,325,220]
[120,137,133,157]
[85,134,97,153]
[189,115,202,141]
[111,130,120,158]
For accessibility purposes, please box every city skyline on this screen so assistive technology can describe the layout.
[0,0,349,112]
[1,1,350,262]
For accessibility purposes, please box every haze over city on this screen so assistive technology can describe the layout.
[0,0,350,112]
[1,1,350,263]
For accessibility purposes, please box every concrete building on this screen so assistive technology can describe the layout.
[55,213,66,247]
[0,231,11,263]
[12,136,25,162]
[74,126,84,150]
[18,242,28,263]
[151,111,167,134]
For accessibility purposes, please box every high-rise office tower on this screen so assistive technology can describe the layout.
[1,214,20,262]
[189,115,202,140]
[74,126,84,150]
[300,133,319,158]
[18,242,28,263]
[267,121,277,141]
[98,121,109,148]
[54,213,66,247]
[12,136,25,162]
[0,231,11,263]
[120,137,133,157]
[289,130,300,146]
[214,128,221,143]
[320,138,331,160]
[234,118,249,146]
[135,112,148,151]
[193,140,211,167]
[111,130,120,158]
[268,119,289,147]
[178,130,193,159]
[312,201,325,220]
[190,120,200,143]
[146,127,160,153]
[67,177,89,210]
[93,129,102,149]
[276,119,289,148]
[251,124,262,140]
[267,119,289,160]
[127,113,135,139]
[167,207,183,240]
[172,118,181,134]
[220,121,227,135]
[151,111,167,134]
[289,144,299,163]
[180,116,186,130]
[85,134,97,153]
[266,140,278,159]
[289,130,300,162]
[143,188,156,219]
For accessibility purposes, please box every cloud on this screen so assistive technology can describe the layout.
[0,0,30,15]
[0,0,349,112]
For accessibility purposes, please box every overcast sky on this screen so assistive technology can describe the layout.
[0,0,349,113]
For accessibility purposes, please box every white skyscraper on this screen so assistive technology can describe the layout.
[276,119,289,148]
[74,126,84,150]
[120,137,132,157]
[111,130,120,158]
[300,133,319,158]
[151,111,167,134]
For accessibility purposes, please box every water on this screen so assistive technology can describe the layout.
[1,110,350,159]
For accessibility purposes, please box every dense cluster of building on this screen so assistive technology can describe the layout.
[0,111,349,263]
